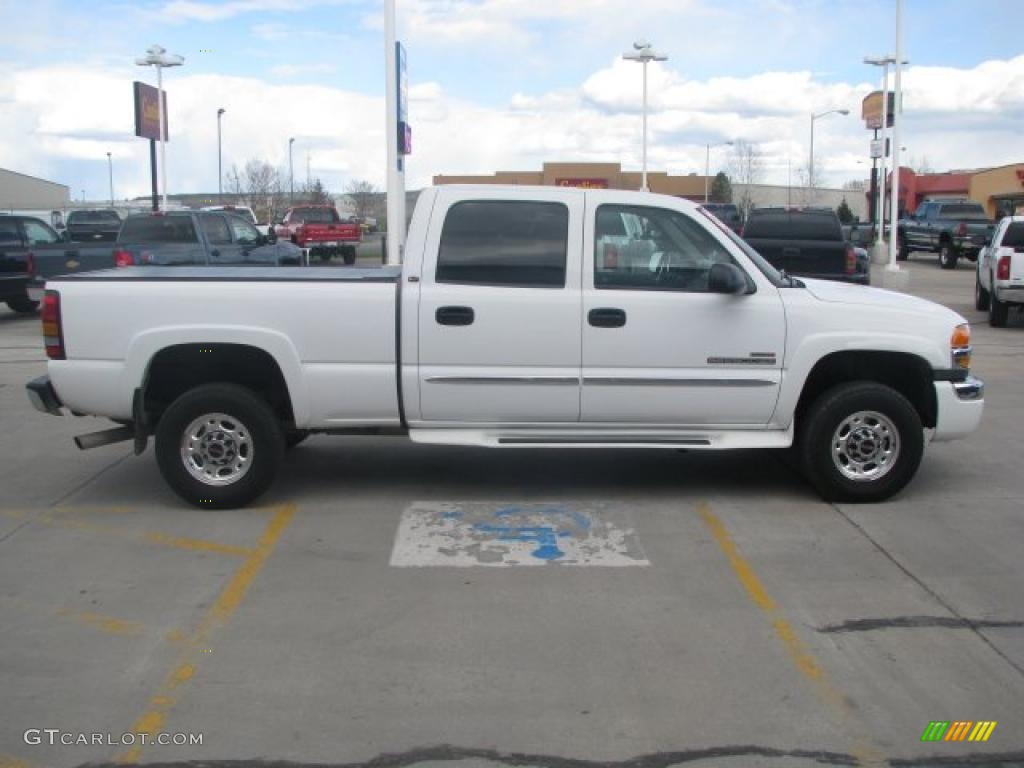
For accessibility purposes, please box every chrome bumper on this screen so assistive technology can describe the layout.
[953,375,984,401]
[26,375,63,416]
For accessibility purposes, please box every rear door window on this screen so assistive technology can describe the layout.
[22,219,61,245]
[1002,223,1024,249]
[436,201,569,288]
[0,219,22,245]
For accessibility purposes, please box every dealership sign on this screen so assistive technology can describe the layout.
[556,178,609,189]
[133,81,168,141]
[862,90,895,130]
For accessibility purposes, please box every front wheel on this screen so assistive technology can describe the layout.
[6,296,39,314]
[155,383,284,509]
[939,242,959,270]
[798,382,923,503]
[975,273,990,311]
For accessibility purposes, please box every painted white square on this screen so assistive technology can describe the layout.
[389,501,649,567]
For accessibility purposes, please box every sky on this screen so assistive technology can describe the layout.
[1,0,1022,201]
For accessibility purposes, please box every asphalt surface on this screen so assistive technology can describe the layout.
[1,255,1022,768]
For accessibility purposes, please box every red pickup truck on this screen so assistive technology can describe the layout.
[272,205,361,264]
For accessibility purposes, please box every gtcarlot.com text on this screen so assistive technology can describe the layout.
[24,729,203,746]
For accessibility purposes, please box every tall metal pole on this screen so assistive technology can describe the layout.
[887,0,904,271]
[157,65,168,211]
[641,60,648,191]
[385,0,405,264]
[217,108,224,200]
[876,62,889,246]
[704,144,710,203]
[289,137,295,202]
[106,152,113,206]
[808,113,815,203]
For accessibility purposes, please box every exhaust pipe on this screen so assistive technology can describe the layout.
[74,425,135,451]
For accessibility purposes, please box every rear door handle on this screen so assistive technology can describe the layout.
[436,306,475,326]
[588,308,626,328]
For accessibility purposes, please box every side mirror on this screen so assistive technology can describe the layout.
[708,263,748,295]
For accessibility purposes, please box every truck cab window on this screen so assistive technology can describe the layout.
[201,214,232,245]
[436,201,568,288]
[228,216,260,245]
[595,204,738,292]
[23,219,60,245]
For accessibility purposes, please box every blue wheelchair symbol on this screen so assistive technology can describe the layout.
[473,505,590,561]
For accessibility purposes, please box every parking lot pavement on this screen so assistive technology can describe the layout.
[1,257,1023,768]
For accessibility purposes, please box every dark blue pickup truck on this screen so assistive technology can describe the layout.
[26,211,304,303]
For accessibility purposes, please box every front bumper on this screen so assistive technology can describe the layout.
[26,375,63,416]
[932,376,984,441]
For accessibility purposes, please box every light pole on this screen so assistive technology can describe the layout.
[106,152,113,207]
[135,44,184,212]
[888,0,905,272]
[704,141,734,203]
[622,40,667,192]
[865,55,899,244]
[217,108,225,201]
[808,108,849,203]
[288,137,295,202]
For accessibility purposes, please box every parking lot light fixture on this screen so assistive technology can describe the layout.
[808,109,849,203]
[622,40,668,192]
[705,141,734,203]
[135,44,184,212]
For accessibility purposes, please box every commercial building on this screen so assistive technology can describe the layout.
[880,162,1024,219]
[434,162,866,219]
[0,168,70,211]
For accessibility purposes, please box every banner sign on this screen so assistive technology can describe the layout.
[396,42,411,156]
[133,81,168,141]
[862,90,895,130]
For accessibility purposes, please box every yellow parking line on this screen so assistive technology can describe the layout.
[697,502,883,765]
[0,508,253,557]
[114,503,297,764]
[56,608,144,636]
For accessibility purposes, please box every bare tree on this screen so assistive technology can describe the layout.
[728,140,764,220]
[226,159,287,224]
[345,179,379,220]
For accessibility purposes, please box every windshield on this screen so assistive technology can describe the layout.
[292,207,340,223]
[68,210,121,223]
[698,207,786,286]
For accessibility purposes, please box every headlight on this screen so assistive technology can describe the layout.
[951,323,971,371]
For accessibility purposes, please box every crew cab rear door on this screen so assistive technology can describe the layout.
[581,197,785,426]
[415,187,584,423]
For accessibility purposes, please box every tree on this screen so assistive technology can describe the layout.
[345,179,379,220]
[299,178,331,205]
[709,172,733,204]
[836,198,854,224]
[728,140,764,221]
[226,159,287,225]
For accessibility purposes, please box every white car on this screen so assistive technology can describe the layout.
[28,185,983,508]
[975,215,1024,327]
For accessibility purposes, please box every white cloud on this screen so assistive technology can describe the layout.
[159,0,351,23]
[269,63,339,78]
[3,54,1023,200]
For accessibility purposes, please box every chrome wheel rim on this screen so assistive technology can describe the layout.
[181,412,253,486]
[831,410,900,482]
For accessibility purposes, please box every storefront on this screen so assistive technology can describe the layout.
[969,163,1024,218]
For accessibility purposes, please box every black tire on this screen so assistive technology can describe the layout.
[343,248,356,266]
[285,431,309,448]
[6,296,39,314]
[938,241,958,270]
[975,273,990,311]
[989,284,1008,327]
[798,381,923,504]
[897,235,909,261]
[155,383,284,509]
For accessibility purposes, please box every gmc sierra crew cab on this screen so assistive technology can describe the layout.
[898,199,995,269]
[27,186,984,509]
[272,205,361,264]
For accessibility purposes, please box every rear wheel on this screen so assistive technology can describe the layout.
[343,247,356,266]
[798,382,923,503]
[975,273,990,311]
[989,284,1009,327]
[155,383,284,509]
[6,296,39,314]
[938,241,958,270]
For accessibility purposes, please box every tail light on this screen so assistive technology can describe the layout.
[41,290,65,360]
[845,245,857,274]
[957,222,968,236]
[114,249,134,267]
[997,254,1011,281]
[26,252,36,278]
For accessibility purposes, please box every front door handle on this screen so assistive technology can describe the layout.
[588,307,626,328]
[436,306,475,326]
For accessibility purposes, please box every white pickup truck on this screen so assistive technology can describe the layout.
[975,215,1024,327]
[27,186,984,508]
